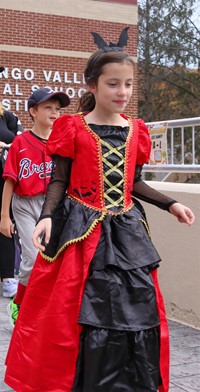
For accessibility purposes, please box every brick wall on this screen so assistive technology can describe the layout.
[0,3,138,129]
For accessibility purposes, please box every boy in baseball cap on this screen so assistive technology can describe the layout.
[0,87,70,325]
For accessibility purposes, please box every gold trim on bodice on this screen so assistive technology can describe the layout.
[79,113,134,212]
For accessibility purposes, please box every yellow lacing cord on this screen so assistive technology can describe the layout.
[100,139,125,210]
[103,176,124,209]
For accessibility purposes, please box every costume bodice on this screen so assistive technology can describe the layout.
[46,113,151,212]
[89,124,129,213]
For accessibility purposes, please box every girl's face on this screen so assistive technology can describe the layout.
[90,61,134,114]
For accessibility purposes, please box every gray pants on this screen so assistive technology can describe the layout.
[12,193,45,286]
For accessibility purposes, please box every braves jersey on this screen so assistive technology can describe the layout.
[3,131,54,197]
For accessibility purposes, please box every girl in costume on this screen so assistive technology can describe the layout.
[5,29,194,392]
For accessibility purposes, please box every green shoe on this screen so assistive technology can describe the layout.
[7,299,20,326]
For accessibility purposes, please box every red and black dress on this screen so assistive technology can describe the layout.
[5,113,173,392]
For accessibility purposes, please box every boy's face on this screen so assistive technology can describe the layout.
[29,98,61,128]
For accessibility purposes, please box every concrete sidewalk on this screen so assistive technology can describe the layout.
[0,284,200,391]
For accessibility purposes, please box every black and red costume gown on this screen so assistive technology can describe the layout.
[5,113,169,392]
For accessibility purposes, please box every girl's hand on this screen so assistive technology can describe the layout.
[32,218,52,251]
[169,203,195,226]
[0,216,14,238]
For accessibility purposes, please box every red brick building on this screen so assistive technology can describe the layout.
[0,0,138,128]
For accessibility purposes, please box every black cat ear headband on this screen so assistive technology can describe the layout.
[85,27,130,82]
[91,27,129,52]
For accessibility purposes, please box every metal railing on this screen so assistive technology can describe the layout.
[143,117,200,176]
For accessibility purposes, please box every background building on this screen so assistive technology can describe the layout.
[0,0,138,128]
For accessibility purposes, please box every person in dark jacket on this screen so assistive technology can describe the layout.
[0,65,23,297]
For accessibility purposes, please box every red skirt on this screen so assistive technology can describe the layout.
[5,223,169,392]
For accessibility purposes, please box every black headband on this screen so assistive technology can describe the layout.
[85,27,130,83]
[91,27,129,52]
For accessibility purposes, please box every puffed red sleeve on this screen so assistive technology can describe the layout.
[136,119,151,165]
[46,114,76,159]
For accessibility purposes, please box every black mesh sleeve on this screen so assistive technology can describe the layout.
[133,165,177,211]
[39,156,72,220]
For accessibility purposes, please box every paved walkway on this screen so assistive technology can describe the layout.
[0,283,200,392]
